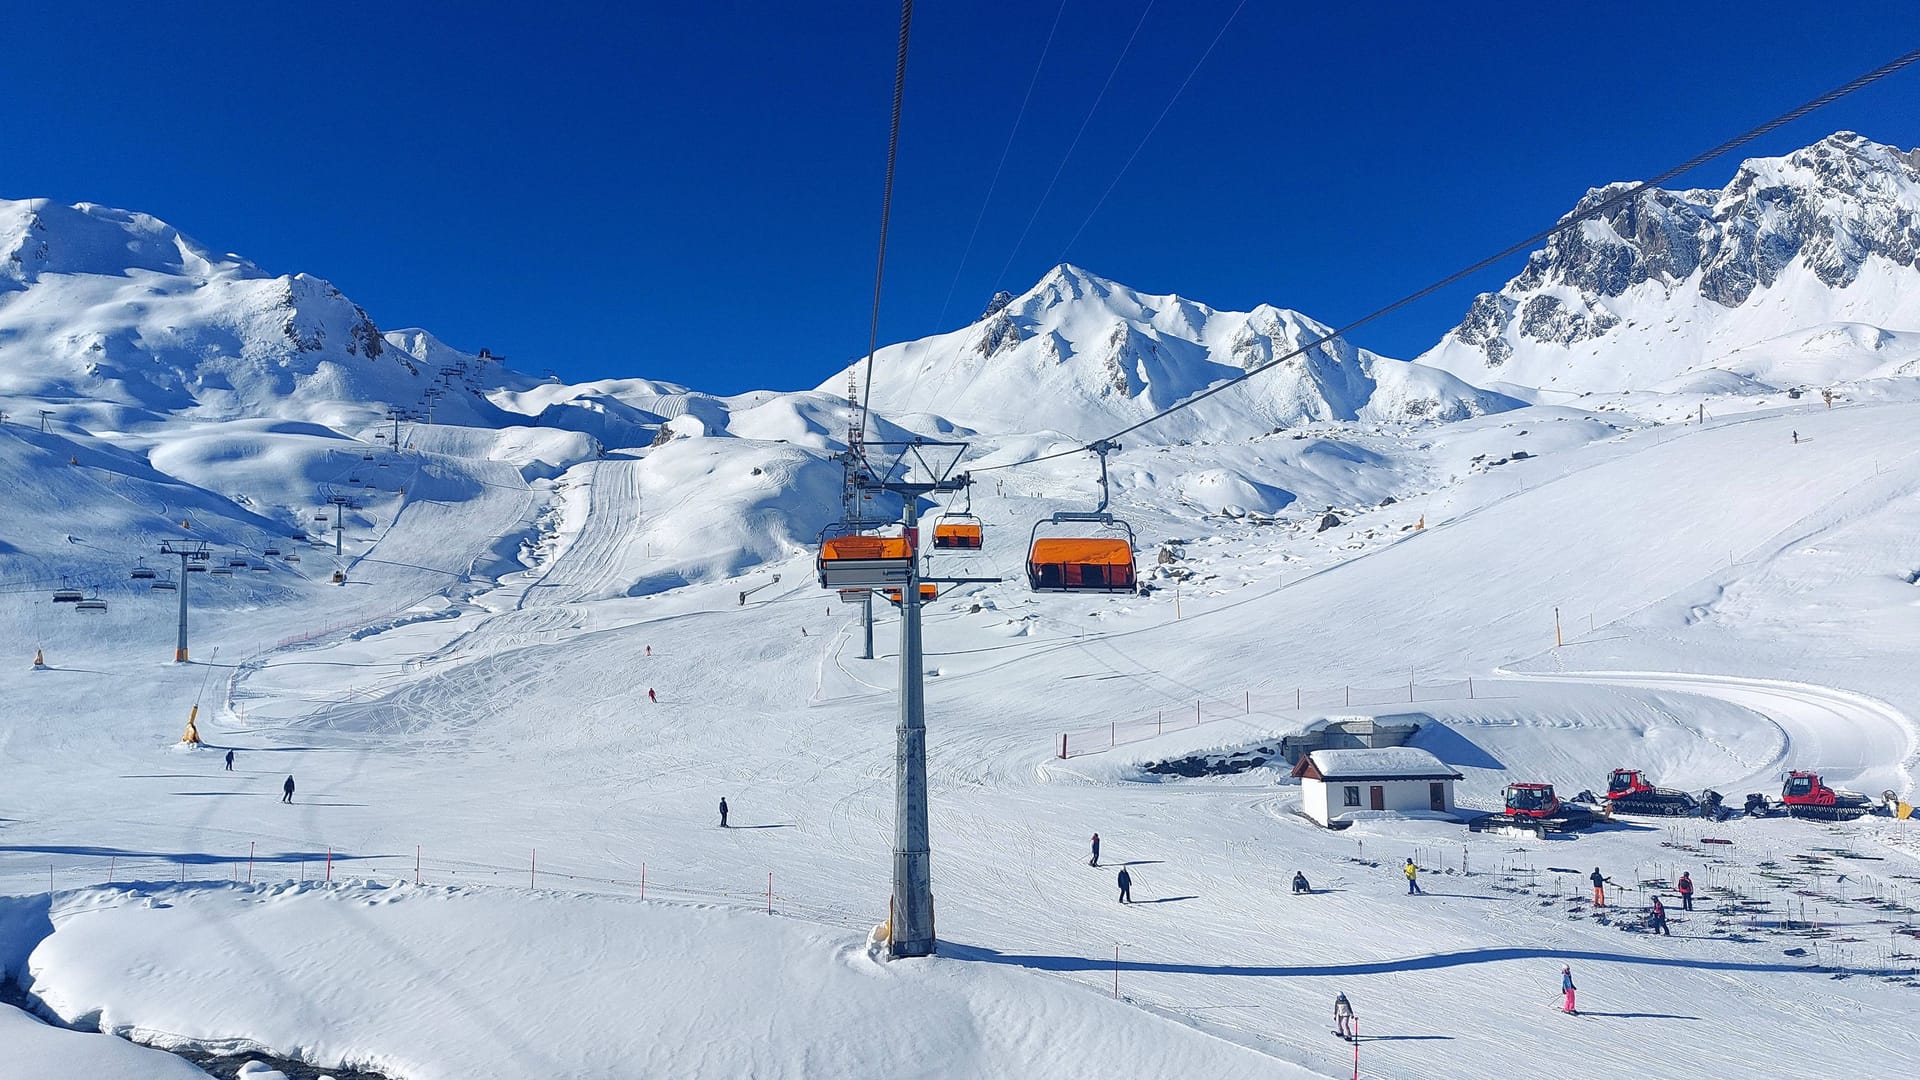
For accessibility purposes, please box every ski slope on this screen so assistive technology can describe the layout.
[5,391,1920,1078]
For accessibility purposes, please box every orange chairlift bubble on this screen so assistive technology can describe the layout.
[931,490,983,550]
[1026,440,1137,594]
[817,528,915,589]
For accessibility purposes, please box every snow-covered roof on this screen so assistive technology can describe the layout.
[1294,747,1462,781]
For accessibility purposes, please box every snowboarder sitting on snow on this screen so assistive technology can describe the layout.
[1292,871,1311,895]
[1648,897,1670,936]
[1117,867,1132,904]
[1590,867,1611,907]
[1677,871,1694,911]
[1333,992,1356,1040]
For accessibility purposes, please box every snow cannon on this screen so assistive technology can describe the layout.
[1603,769,1702,817]
[180,704,201,746]
[1778,771,1876,822]
[31,648,47,671]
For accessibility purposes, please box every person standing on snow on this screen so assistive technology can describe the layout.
[1089,833,1100,867]
[1649,897,1670,936]
[1404,858,1422,895]
[282,775,295,804]
[1560,965,1577,1014]
[1117,867,1132,904]
[225,749,235,771]
[1333,992,1356,1040]
[648,688,657,704]
[1677,871,1694,911]
[719,798,729,828]
[1590,867,1611,907]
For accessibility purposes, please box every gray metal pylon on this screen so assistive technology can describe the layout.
[891,496,934,957]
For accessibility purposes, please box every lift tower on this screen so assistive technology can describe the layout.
[824,439,994,958]
[159,539,210,662]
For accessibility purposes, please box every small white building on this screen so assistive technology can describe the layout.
[1291,747,1463,828]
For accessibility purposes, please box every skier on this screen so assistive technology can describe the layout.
[1333,992,1356,1040]
[1792,430,1799,444]
[1677,871,1694,911]
[224,749,235,771]
[645,645,651,657]
[1404,858,1422,895]
[800,627,807,637]
[1590,867,1610,907]
[719,798,729,828]
[281,775,295,804]
[1649,897,1670,936]
[1292,870,1312,895]
[648,688,657,704]
[1560,965,1577,1014]
[1089,833,1100,867]
[1117,867,1132,904]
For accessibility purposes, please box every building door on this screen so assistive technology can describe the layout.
[1430,782,1447,811]
[1370,785,1385,811]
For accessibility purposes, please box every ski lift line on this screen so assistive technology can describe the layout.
[1055,0,1248,261]
[855,0,915,439]
[933,0,1069,327]
[969,44,1920,475]
[990,0,1157,295]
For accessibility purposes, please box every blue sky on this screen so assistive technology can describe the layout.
[7,1,1916,393]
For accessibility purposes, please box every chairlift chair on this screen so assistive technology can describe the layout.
[1024,440,1138,593]
[931,503,984,550]
[283,552,301,563]
[883,584,940,605]
[151,576,177,592]
[52,580,84,603]
[74,596,108,613]
[185,563,207,574]
[130,560,157,581]
[264,546,282,557]
[817,526,915,589]
[210,566,233,576]
[227,555,249,567]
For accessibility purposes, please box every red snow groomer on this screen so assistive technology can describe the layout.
[1467,782,1596,836]
[1775,771,1878,822]
[1604,769,1702,817]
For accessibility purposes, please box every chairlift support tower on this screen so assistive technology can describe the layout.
[823,439,997,958]
[159,539,210,662]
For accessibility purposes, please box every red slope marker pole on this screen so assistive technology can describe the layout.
[1352,1017,1361,1080]
[248,842,255,884]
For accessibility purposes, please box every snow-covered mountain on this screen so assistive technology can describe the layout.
[0,198,517,431]
[825,264,1518,441]
[1421,132,1920,395]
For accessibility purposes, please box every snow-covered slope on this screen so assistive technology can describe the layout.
[825,264,1518,440]
[1421,132,1920,394]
